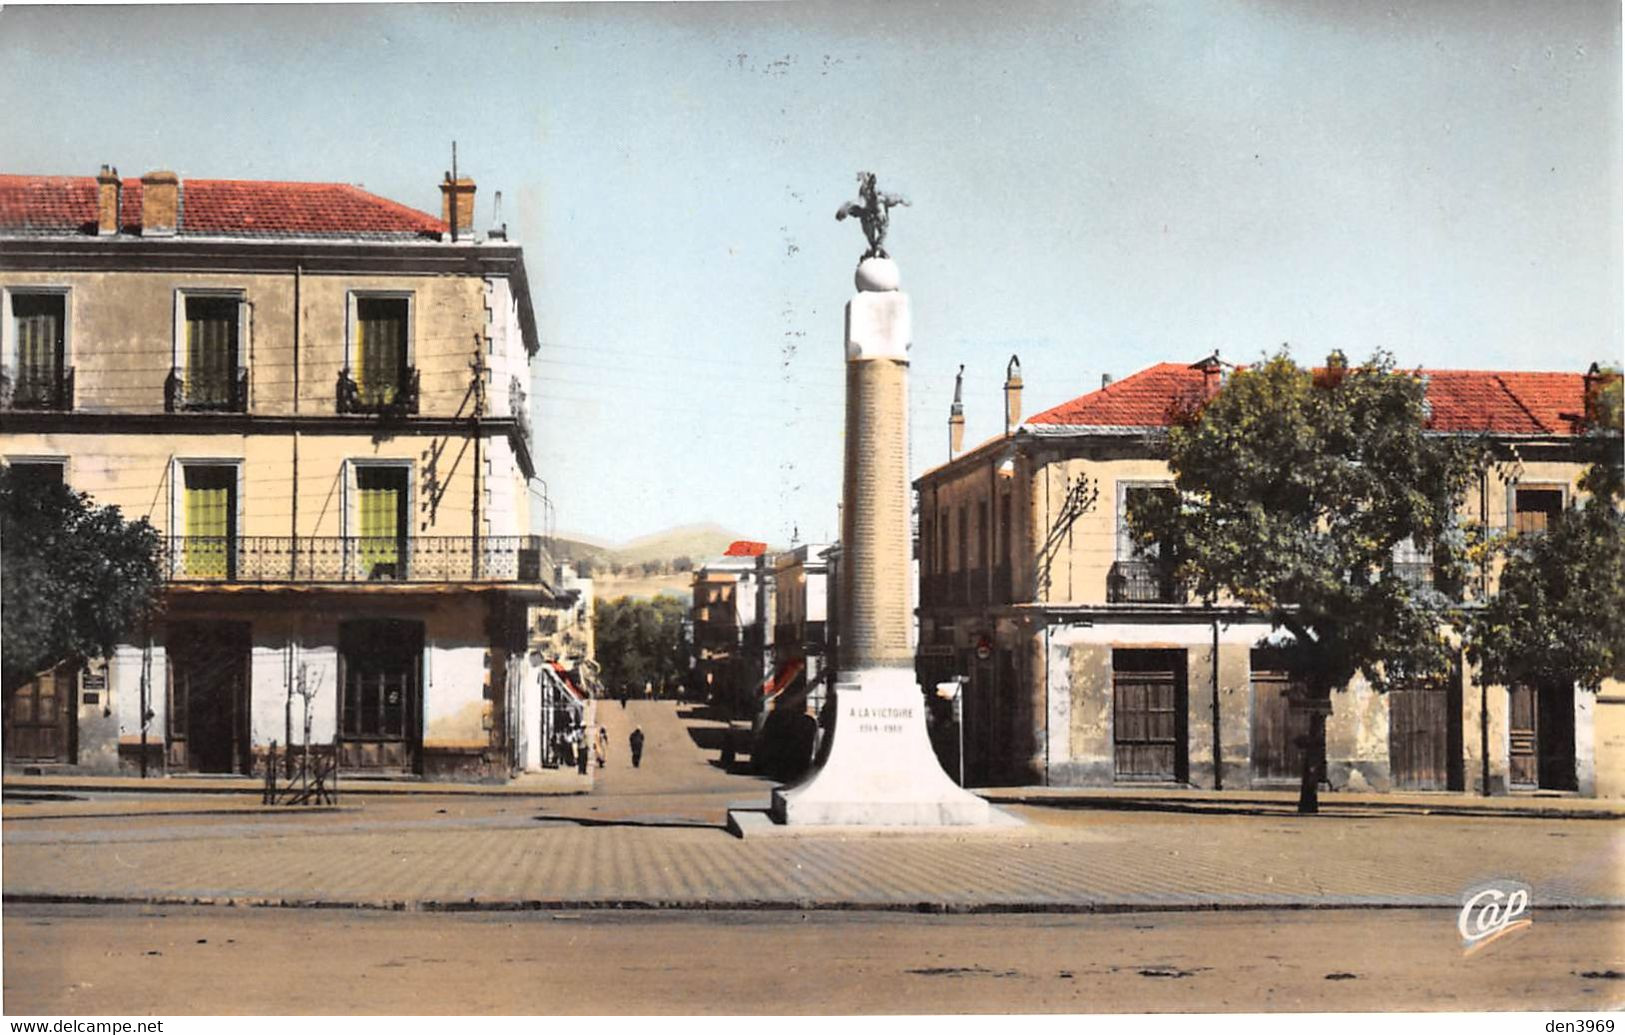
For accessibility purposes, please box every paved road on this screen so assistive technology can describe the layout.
[4,703,1621,912]
[5,903,1619,1014]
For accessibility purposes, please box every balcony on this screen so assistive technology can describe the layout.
[1392,560,1435,591]
[2,368,74,411]
[166,367,249,413]
[336,367,420,416]
[165,535,550,584]
[1107,558,1180,604]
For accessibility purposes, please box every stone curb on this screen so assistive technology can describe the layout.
[2,780,589,799]
[9,892,1623,916]
[982,793,1625,821]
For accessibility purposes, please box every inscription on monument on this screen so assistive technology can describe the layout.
[850,704,915,735]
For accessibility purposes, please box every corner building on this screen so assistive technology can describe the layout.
[1,167,556,781]
[915,356,1622,798]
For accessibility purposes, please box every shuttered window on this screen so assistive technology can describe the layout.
[356,466,408,578]
[185,297,239,407]
[183,466,235,578]
[356,298,407,406]
[13,294,64,386]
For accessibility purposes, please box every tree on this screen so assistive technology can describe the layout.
[1,469,164,693]
[1130,351,1487,813]
[593,595,689,694]
[1468,367,1624,697]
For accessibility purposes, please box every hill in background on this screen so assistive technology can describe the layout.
[548,522,770,580]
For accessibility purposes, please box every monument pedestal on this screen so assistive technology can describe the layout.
[769,667,995,826]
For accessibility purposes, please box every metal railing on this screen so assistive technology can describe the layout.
[1392,560,1435,590]
[1107,558,1181,604]
[2,368,74,410]
[166,367,249,412]
[165,535,549,584]
[336,367,420,416]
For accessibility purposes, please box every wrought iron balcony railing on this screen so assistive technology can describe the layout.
[336,367,420,416]
[165,367,249,413]
[2,368,74,411]
[1391,560,1435,591]
[165,535,549,584]
[1107,558,1181,604]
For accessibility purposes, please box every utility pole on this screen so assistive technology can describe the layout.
[471,333,484,578]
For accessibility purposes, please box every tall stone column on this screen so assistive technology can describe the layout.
[768,256,995,826]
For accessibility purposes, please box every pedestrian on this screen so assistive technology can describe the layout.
[619,686,628,710]
[594,726,608,769]
[575,724,589,775]
[629,726,645,768]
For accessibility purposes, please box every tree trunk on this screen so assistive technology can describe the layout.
[1296,686,1330,815]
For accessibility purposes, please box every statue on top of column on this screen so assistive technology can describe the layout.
[835,171,909,260]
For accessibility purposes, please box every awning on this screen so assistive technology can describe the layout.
[761,658,805,697]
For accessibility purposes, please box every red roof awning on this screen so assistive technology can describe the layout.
[761,658,806,697]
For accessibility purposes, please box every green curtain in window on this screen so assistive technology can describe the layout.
[183,467,234,578]
[356,300,405,406]
[185,298,238,406]
[13,295,64,385]
[357,468,407,578]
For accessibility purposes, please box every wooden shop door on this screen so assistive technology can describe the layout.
[6,663,76,764]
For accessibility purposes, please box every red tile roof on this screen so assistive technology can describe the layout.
[1025,361,1595,437]
[0,174,446,239]
[723,540,769,557]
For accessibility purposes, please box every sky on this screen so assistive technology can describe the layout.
[1,1,1619,547]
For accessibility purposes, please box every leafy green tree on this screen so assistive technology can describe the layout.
[1130,352,1487,813]
[1468,368,1624,697]
[1,469,164,692]
[593,595,689,694]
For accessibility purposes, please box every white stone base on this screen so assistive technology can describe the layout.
[769,667,1001,827]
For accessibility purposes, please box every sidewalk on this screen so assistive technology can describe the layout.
[980,785,1625,820]
[3,767,592,800]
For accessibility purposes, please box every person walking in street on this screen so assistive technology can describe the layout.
[629,726,645,768]
[594,726,608,769]
[576,725,590,775]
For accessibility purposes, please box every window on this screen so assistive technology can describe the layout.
[1111,482,1177,603]
[182,465,237,579]
[6,292,69,410]
[174,295,243,411]
[343,296,414,413]
[5,459,65,490]
[355,466,409,579]
[976,499,989,570]
[1512,486,1564,535]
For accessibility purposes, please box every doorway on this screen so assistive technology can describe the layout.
[338,619,424,772]
[1112,649,1188,782]
[5,662,77,765]
[168,621,251,773]
[1509,683,1577,791]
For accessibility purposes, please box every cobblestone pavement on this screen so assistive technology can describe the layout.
[4,702,1622,913]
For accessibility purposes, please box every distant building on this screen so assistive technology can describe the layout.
[690,540,772,718]
[0,166,557,782]
[915,355,1622,797]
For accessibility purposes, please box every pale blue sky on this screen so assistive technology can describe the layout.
[2,1,1618,545]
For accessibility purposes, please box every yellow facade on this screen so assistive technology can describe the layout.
[2,181,548,782]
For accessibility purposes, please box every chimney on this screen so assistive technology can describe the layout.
[488,189,507,241]
[1193,350,1223,399]
[440,172,476,242]
[1101,373,1113,389]
[948,363,966,458]
[139,170,179,237]
[1003,354,1023,435]
[96,165,121,236]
